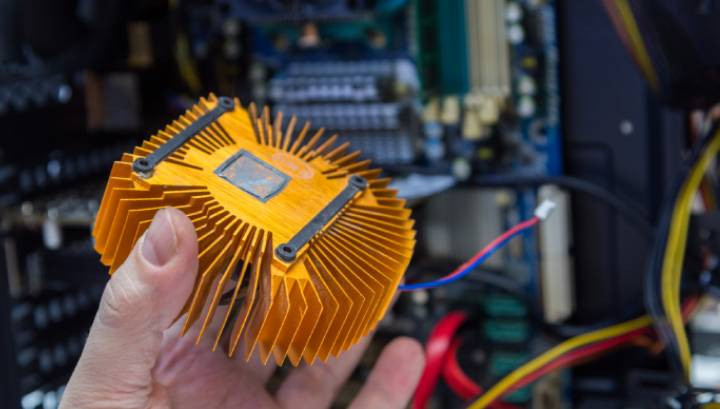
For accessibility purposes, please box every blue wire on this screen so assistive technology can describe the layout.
[398,226,532,291]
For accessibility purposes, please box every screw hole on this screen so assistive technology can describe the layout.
[350,175,367,188]
[218,96,234,109]
[276,244,296,261]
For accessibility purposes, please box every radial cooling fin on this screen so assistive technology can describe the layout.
[92,94,415,366]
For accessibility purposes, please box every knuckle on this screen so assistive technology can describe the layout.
[98,274,146,329]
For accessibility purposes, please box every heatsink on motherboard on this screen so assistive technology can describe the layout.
[93,94,415,365]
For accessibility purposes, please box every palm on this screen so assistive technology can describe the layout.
[150,318,418,409]
[152,320,276,409]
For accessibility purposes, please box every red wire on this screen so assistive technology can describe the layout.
[497,296,703,403]
[509,327,650,393]
[444,217,539,281]
[473,296,702,406]
[436,297,701,407]
[443,338,481,399]
[681,294,700,318]
[442,339,520,409]
[413,311,468,409]
[441,328,649,406]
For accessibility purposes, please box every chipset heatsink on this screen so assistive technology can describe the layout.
[93,94,415,365]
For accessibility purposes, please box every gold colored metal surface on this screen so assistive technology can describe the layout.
[93,94,415,365]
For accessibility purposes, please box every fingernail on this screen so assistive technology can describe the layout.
[141,208,178,267]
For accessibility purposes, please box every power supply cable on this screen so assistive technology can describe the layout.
[465,315,652,408]
[466,297,701,409]
[657,121,720,380]
[601,0,660,92]
[170,0,203,94]
[444,328,646,401]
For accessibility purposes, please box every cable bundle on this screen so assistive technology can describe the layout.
[401,196,706,407]
[93,94,415,366]
[646,121,720,380]
[411,297,700,409]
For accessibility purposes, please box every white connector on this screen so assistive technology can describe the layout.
[534,199,557,221]
[537,187,573,323]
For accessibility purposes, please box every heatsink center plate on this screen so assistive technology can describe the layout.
[215,150,289,202]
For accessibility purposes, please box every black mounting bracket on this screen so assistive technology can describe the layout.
[133,96,235,176]
[275,175,368,262]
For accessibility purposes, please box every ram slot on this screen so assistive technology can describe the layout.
[466,0,511,98]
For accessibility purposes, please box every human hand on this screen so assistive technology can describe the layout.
[60,207,424,409]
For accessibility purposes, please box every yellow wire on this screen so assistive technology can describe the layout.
[613,0,660,92]
[467,129,720,408]
[169,0,202,94]
[175,34,202,94]
[466,315,652,409]
[661,126,720,380]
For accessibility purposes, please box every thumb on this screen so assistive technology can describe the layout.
[61,207,197,409]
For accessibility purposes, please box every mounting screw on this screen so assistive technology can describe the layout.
[132,158,154,178]
[276,243,297,262]
[218,96,235,110]
[349,175,368,189]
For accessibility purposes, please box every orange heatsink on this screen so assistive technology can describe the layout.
[93,94,415,366]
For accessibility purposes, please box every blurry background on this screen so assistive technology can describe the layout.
[2,0,720,408]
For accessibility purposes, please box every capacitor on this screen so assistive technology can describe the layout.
[517,96,536,118]
[518,76,537,95]
[507,24,525,45]
[505,2,523,23]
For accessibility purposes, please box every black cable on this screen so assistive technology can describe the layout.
[464,270,646,339]
[643,193,677,369]
[463,273,532,305]
[472,174,654,238]
[542,306,645,338]
[644,119,720,379]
